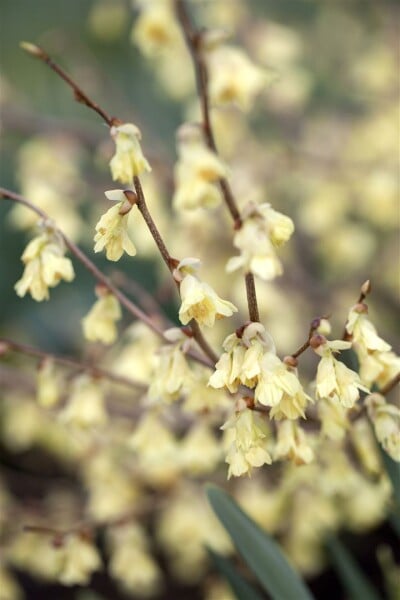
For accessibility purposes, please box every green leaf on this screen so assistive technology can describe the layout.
[206,485,314,600]
[380,448,400,507]
[208,548,265,600]
[326,536,382,600]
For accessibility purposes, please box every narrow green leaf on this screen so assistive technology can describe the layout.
[208,548,265,600]
[206,485,314,600]
[326,536,382,600]
[380,448,400,506]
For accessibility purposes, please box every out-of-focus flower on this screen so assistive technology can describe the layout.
[274,420,314,465]
[94,189,137,261]
[110,123,151,184]
[180,422,222,475]
[313,337,368,408]
[175,258,237,327]
[82,289,122,344]
[318,397,349,440]
[108,524,162,596]
[222,402,272,478]
[15,226,74,301]
[58,534,102,586]
[226,202,294,281]
[131,2,181,57]
[59,375,107,428]
[36,358,61,408]
[173,123,227,211]
[366,393,400,461]
[149,328,193,402]
[205,45,270,111]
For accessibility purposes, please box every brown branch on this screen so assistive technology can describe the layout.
[245,272,260,323]
[0,337,147,392]
[289,316,327,361]
[20,43,114,126]
[174,0,241,227]
[380,372,400,397]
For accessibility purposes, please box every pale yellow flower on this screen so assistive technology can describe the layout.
[209,322,275,392]
[318,397,349,440]
[82,292,122,344]
[256,353,312,420]
[180,423,222,475]
[346,304,391,353]
[15,229,74,301]
[110,123,151,184]
[178,273,237,328]
[314,339,369,408]
[36,358,61,408]
[222,404,272,478]
[148,328,193,402]
[131,3,181,58]
[358,348,400,388]
[94,189,137,261]
[206,45,269,111]
[108,524,162,596]
[226,203,293,280]
[60,375,107,428]
[366,393,400,461]
[173,124,227,211]
[58,534,102,586]
[274,420,314,465]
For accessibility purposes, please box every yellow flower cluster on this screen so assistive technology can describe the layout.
[94,190,137,261]
[15,225,74,301]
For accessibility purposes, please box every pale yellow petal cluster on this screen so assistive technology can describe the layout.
[94,190,137,261]
[209,322,275,392]
[226,202,294,280]
[274,420,314,465]
[206,45,269,111]
[15,229,74,301]
[176,259,237,327]
[82,292,122,344]
[318,397,349,440]
[366,393,400,461]
[110,123,151,184]
[222,405,272,478]
[180,423,222,475]
[314,339,369,408]
[256,353,312,420]
[173,124,227,211]
[346,304,391,353]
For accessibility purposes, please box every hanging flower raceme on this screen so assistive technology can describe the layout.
[221,399,272,478]
[148,328,194,403]
[274,420,314,465]
[174,258,237,327]
[94,189,137,261]
[109,122,151,184]
[15,222,75,301]
[82,286,122,344]
[173,123,227,211]
[345,301,400,388]
[366,393,400,461]
[312,335,369,408]
[226,202,294,281]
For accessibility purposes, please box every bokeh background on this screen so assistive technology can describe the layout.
[0,0,399,598]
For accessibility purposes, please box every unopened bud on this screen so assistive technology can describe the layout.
[361,280,371,296]
[123,189,138,206]
[20,41,46,59]
[309,333,326,349]
[118,199,134,215]
[283,355,298,368]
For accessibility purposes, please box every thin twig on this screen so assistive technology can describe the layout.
[380,372,400,396]
[0,337,147,391]
[245,272,260,322]
[21,43,114,126]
